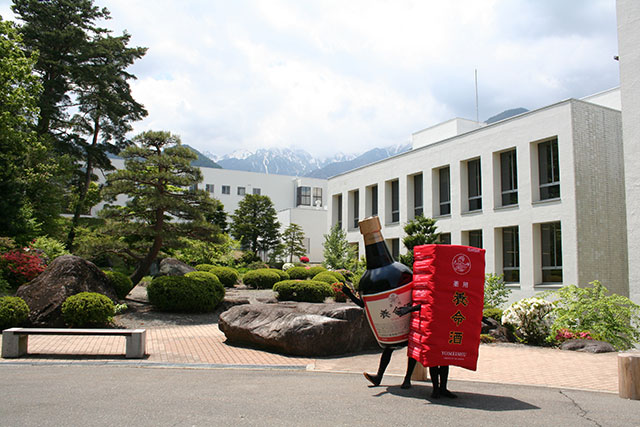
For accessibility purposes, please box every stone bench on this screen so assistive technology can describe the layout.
[1,328,146,359]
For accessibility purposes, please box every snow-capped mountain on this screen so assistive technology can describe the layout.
[207,145,410,178]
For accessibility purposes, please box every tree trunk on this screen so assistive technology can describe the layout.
[129,208,164,285]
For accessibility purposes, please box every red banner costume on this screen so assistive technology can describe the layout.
[408,244,485,371]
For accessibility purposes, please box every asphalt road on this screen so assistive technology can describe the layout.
[1,364,638,426]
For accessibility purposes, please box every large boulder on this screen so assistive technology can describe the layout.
[560,339,616,353]
[157,258,195,277]
[16,255,118,327]
[218,302,379,356]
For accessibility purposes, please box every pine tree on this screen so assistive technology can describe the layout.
[399,216,440,267]
[230,194,281,260]
[322,224,356,270]
[97,131,222,285]
[282,223,306,262]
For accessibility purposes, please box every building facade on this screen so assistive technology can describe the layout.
[328,96,628,303]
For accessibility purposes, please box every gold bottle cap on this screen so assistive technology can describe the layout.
[359,216,381,235]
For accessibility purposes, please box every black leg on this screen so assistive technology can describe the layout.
[364,347,394,386]
[429,366,440,398]
[401,357,417,389]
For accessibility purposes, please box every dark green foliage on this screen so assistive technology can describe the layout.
[230,194,281,257]
[245,260,269,270]
[281,223,306,262]
[0,296,30,330]
[399,216,439,267]
[147,274,223,313]
[286,266,316,280]
[483,307,504,323]
[242,269,283,289]
[208,266,240,288]
[103,270,134,299]
[195,264,215,272]
[61,292,115,327]
[273,280,334,303]
[313,272,344,286]
[184,271,224,305]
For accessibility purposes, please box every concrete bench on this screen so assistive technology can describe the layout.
[2,328,146,359]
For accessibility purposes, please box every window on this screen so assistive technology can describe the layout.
[502,226,520,283]
[439,233,451,245]
[205,184,214,194]
[538,138,560,200]
[237,186,246,196]
[189,183,198,192]
[352,190,360,229]
[439,167,451,216]
[467,158,482,211]
[388,239,400,259]
[413,174,423,217]
[500,150,518,206]
[391,180,399,223]
[468,230,483,248]
[297,186,311,206]
[222,185,230,195]
[541,222,562,282]
[371,185,378,216]
[337,194,343,228]
[253,188,261,195]
[313,187,322,206]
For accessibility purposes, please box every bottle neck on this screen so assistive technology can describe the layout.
[363,231,395,269]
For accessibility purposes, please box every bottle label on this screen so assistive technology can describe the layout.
[362,281,413,345]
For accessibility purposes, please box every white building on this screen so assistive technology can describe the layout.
[618,0,640,305]
[328,93,628,303]
[99,159,328,263]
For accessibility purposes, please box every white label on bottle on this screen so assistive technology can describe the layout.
[362,281,413,345]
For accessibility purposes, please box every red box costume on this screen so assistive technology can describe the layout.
[408,244,485,371]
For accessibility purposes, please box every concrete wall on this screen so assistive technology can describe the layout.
[277,207,328,263]
[618,0,640,305]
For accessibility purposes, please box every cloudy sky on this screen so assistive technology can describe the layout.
[1,0,620,159]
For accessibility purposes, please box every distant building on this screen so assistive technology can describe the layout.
[98,160,328,263]
[328,91,628,304]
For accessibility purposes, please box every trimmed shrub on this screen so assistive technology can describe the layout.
[286,266,315,280]
[103,270,134,299]
[61,292,115,327]
[147,273,224,313]
[246,261,269,270]
[195,264,216,272]
[313,272,344,286]
[0,296,30,330]
[307,266,327,276]
[208,266,240,288]
[273,280,334,303]
[242,269,282,289]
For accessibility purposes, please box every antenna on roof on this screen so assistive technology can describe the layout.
[475,69,479,123]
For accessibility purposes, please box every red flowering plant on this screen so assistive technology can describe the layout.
[554,328,594,343]
[299,256,309,263]
[331,282,347,302]
[1,250,46,289]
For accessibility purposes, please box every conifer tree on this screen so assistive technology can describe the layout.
[282,223,306,262]
[230,195,281,259]
[322,224,356,270]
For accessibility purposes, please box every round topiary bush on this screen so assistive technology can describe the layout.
[147,273,224,313]
[273,280,334,303]
[208,266,240,288]
[0,296,30,330]
[242,269,283,289]
[195,263,216,272]
[61,292,115,327]
[286,266,314,280]
[313,271,344,286]
[103,270,134,299]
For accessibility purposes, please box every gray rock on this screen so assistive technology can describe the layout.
[16,255,118,327]
[482,317,516,342]
[157,258,195,276]
[218,302,379,356]
[560,339,616,353]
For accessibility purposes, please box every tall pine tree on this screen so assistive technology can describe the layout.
[230,194,281,260]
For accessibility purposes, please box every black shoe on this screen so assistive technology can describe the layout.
[363,372,381,386]
[431,388,440,399]
[440,389,457,398]
[400,381,412,389]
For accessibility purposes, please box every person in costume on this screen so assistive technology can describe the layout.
[342,284,417,388]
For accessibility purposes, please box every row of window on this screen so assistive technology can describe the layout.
[201,184,261,196]
[375,221,563,284]
[336,137,560,227]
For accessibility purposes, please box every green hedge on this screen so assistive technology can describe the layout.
[195,264,240,287]
[242,269,284,289]
[313,271,345,286]
[0,296,30,330]
[273,280,334,303]
[147,273,224,313]
[103,270,134,299]
[61,292,115,327]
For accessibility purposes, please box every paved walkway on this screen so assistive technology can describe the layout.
[0,322,628,394]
